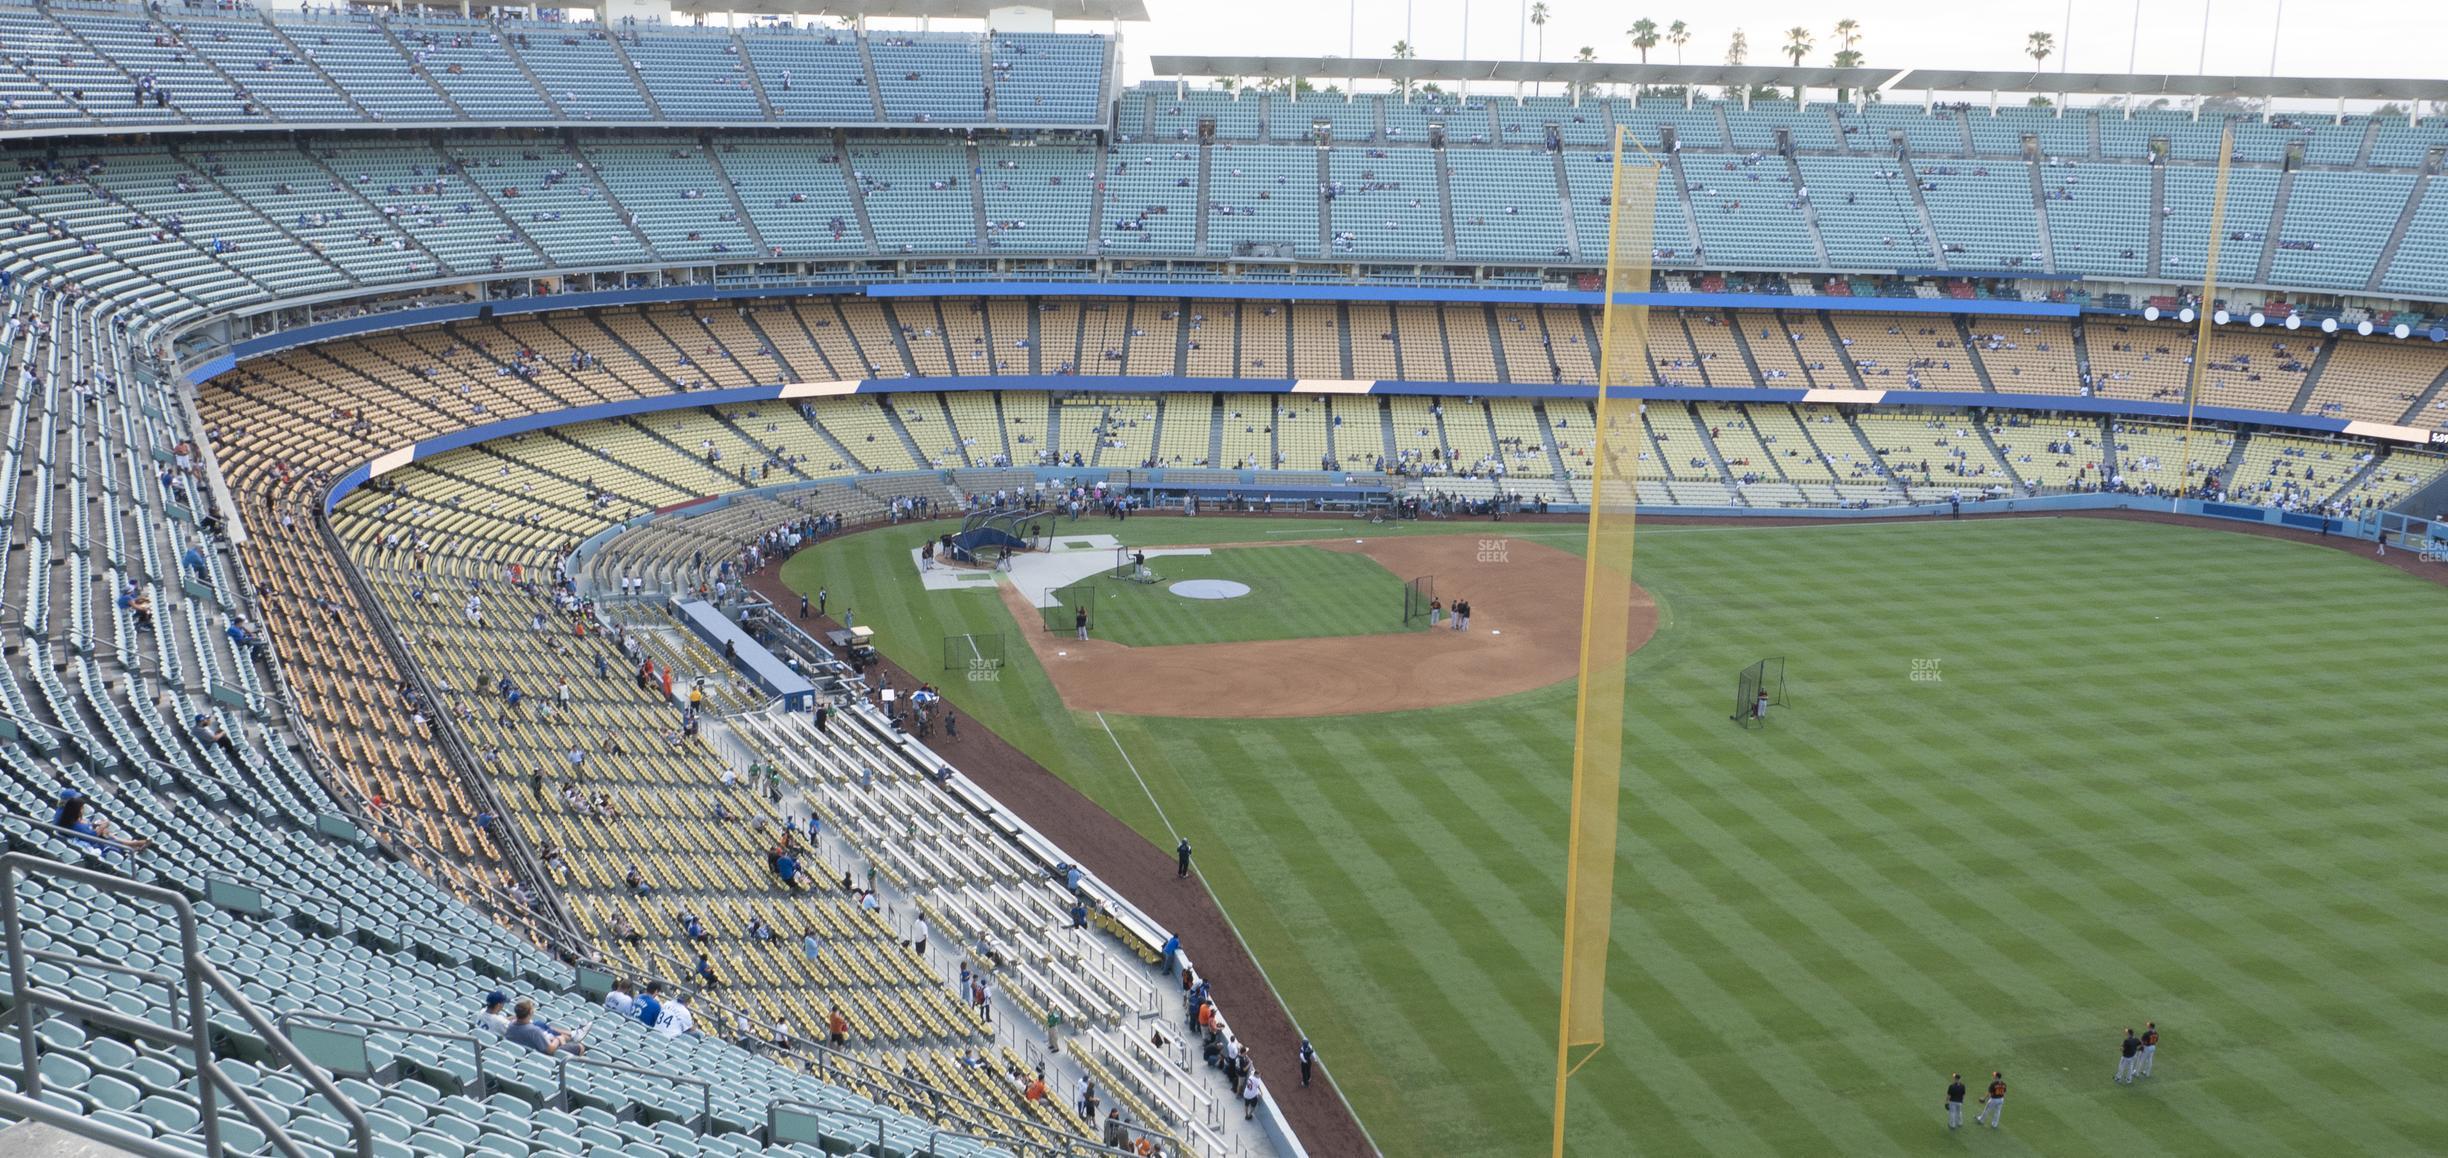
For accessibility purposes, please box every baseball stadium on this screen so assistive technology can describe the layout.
[0,0,2444,1156]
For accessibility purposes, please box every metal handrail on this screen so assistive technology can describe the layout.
[307,504,584,942]
[25,947,183,1032]
[0,853,373,1158]
[277,1010,489,1095]
[556,1051,712,1131]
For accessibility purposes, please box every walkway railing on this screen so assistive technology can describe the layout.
[0,853,373,1158]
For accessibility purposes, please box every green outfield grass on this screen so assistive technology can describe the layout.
[1070,546,1421,647]
[782,515,2448,1158]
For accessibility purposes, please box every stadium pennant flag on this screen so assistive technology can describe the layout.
[1555,129,1658,1153]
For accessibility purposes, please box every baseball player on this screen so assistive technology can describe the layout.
[2139,1021,2158,1078]
[2116,1027,2141,1084]
[1944,1072,1966,1130]
[1974,1071,2007,1129]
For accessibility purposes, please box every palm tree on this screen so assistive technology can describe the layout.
[1529,2,1550,95]
[1392,39,1416,99]
[1724,27,1748,101]
[1784,26,1813,99]
[1629,17,1659,62]
[1573,45,1600,101]
[2025,30,2053,71]
[1830,21,1864,100]
[1667,19,1689,65]
[1784,26,1813,66]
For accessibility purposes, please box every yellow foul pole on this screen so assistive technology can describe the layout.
[2178,124,2236,507]
[1553,126,1655,1158]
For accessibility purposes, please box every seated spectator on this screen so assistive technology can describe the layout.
[50,791,152,855]
[773,849,800,889]
[504,999,583,1056]
[635,981,665,1028]
[476,991,513,1037]
[655,993,696,1038]
[607,912,643,945]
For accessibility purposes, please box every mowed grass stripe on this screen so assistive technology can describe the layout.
[784,516,2448,1157]
[1085,546,1417,647]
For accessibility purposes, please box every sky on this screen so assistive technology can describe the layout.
[1077,0,2448,95]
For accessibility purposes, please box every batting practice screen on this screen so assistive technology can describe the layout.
[1402,574,1435,624]
[1041,582,1096,633]
[1732,656,1789,726]
[942,632,1006,672]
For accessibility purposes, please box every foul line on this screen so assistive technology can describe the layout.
[1096,710,1181,845]
[1094,711,1387,1158]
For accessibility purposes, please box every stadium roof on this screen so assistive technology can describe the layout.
[1890,70,2448,101]
[1147,55,2448,101]
[672,0,1148,18]
[1148,56,1898,90]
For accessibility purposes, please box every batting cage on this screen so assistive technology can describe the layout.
[1040,582,1097,633]
[1732,656,1789,728]
[1108,546,1160,583]
[1402,574,1436,624]
[941,632,1006,673]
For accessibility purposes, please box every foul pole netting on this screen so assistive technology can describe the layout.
[1553,126,1658,1157]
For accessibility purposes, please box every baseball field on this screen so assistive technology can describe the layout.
[780,513,2448,1158]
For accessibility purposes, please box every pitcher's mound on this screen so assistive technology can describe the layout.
[1000,533,1656,718]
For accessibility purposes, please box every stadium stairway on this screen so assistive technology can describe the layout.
[1970,420,2033,494]
[1953,318,2002,391]
[703,144,776,258]
[1433,149,1459,261]
[1552,152,1583,260]
[2147,163,2169,276]
[733,38,782,119]
[1782,151,1836,269]
[2365,169,2434,293]
[831,136,885,257]
[2023,156,2060,275]
[2255,169,2294,285]
[1893,150,1948,268]
[2285,340,2340,414]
